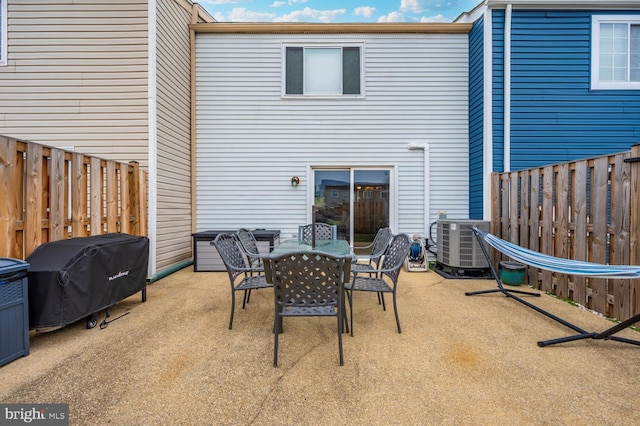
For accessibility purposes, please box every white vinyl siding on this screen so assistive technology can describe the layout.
[155,0,193,270]
[195,33,469,238]
[0,0,149,165]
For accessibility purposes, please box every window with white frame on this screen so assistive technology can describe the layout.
[1,0,7,66]
[283,45,363,96]
[591,15,640,90]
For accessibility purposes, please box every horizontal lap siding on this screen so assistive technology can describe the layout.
[155,0,192,269]
[0,0,148,165]
[195,33,469,238]
[509,10,640,171]
[469,17,484,219]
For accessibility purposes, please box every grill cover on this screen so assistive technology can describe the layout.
[26,233,149,329]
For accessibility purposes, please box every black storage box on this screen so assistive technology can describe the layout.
[193,229,280,272]
[0,258,30,366]
[26,233,149,330]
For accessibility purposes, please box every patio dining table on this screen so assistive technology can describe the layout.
[270,239,353,257]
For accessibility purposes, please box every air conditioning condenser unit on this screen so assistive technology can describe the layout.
[436,219,491,277]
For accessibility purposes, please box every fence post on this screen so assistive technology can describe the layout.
[630,144,640,316]
[0,137,18,258]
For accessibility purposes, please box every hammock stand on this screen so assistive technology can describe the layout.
[466,227,640,347]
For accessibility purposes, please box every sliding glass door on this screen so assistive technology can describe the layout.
[313,168,390,253]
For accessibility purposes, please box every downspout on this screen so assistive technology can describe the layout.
[483,7,493,220]
[147,0,158,276]
[408,143,430,238]
[504,4,512,173]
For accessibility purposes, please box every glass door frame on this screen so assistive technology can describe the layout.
[308,166,396,248]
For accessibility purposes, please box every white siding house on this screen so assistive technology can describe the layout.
[0,0,214,278]
[193,23,472,242]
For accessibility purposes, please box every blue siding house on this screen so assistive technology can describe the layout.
[457,0,640,219]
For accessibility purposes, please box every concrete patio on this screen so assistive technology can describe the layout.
[1,266,640,425]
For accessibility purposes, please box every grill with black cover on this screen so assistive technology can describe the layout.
[26,233,149,330]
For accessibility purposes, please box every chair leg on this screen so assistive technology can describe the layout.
[347,289,354,337]
[274,311,280,367]
[380,292,386,311]
[229,290,236,330]
[338,309,344,366]
[392,291,401,333]
[377,292,382,305]
[242,289,249,308]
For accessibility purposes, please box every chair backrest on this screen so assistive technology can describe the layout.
[298,223,337,243]
[237,228,261,267]
[379,234,412,283]
[212,233,247,280]
[370,227,393,266]
[264,251,349,310]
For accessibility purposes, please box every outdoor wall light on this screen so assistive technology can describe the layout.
[291,176,300,186]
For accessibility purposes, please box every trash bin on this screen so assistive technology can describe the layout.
[498,261,527,286]
[0,258,30,367]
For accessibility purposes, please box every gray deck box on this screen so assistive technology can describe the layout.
[0,258,30,367]
[193,229,280,272]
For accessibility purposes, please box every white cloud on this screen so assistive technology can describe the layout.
[400,0,424,13]
[204,0,247,5]
[226,7,277,22]
[288,0,308,4]
[270,1,286,7]
[377,11,406,22]
[274,7,346,23]
[353,7,376,19]
[420,14,449,23]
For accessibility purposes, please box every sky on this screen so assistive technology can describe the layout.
[200,0,482,24]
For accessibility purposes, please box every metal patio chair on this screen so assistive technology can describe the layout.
[212,233,272,330]
[264,250,351,367]
[352,227,392,275]
[298,223,337,243]
[352,227,393,307]
[345,233,411,336]
[237,228,264,272]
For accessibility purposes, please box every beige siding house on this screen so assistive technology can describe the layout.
[0,0,213,279]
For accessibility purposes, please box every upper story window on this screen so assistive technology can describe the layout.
[283,45,363,97]
[1,0,7,66]
[591,15,640,90]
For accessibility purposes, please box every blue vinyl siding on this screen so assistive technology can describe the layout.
[468,16,484,219]
[508,10,640,170]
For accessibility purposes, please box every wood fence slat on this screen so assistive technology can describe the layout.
[519,171,530,254]
[590,157,609,315]
[528,168,540,288]
[90,157,102,235]
[120,162,130,234]
[572,160,588,306]
[501,174,509,240]
[106,162,118,233]
[540,166,554,292]
[630,144,640,316]
[71,153,88,238]
[25,143,43,257]
[49,148,65,241]
[0,137,19,258]
[555,163,570,298]
[610,153,631,320]
[509,171,519,243]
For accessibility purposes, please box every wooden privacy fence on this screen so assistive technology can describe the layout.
[491,144,640,322]
[0,135,148,260]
